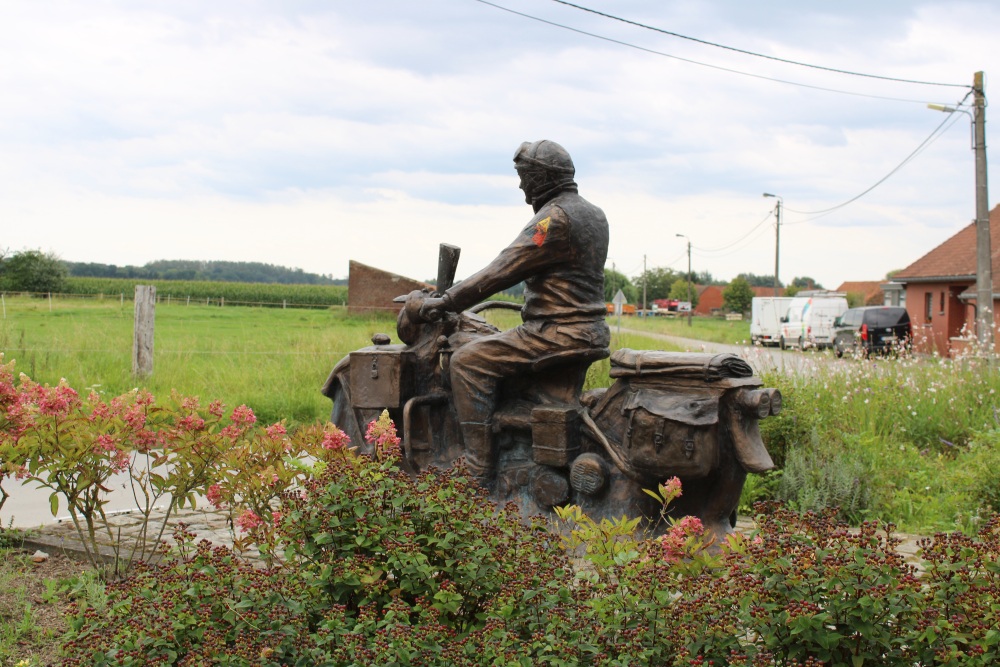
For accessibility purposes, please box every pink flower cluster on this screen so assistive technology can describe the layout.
[265,423,287,441]
[658,515,705,565]
[322,427,350,451]
[206,483,225,509]
[236,509,264,532]
[365,412,401,460]
[230,405,256,426]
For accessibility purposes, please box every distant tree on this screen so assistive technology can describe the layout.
[604,268,639,304]
[691,270,723,286]
[790,276,823,290]
[846,292,866,308]
[784,284,800,297]
[734,272,781,288]
[64,259,337,285]
[668,278,699,308]
[0,250,68,293]
[723,277,755,314]
[633,267,680,304]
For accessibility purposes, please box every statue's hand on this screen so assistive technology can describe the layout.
[418,296,448,322]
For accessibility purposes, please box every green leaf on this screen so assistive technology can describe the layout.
[49,492,59,517]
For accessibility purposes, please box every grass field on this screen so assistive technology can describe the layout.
[615,313,751,345]
[0,295,678,425]
[0,296,397,424]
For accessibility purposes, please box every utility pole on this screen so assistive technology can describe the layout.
[642,254,647,317]
[686,240,692,327]
[676,233,693,327]
[973,71,993,352]
[929,73,992,352]
[763,193,782,297]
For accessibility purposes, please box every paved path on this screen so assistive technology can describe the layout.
[616,327,840,377]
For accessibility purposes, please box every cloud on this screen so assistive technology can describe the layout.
[0,0,997,291]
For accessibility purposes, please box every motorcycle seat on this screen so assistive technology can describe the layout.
[530,346,610,373]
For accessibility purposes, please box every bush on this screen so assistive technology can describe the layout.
[776,433,872,523]
[0,249,68,293]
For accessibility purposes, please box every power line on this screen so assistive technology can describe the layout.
[695,212,773,254]
[548,0,967,89]
[694,223,773,260]
[783,94,971,220]
[472,0,953,105]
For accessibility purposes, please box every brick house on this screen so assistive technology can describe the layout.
[694,285,724,315]
[889,203,1000,356]
[347,260,434,315]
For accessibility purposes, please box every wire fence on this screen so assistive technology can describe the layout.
[0,290,347,310]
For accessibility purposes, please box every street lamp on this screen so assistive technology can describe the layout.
[763,193,782,297]
[928,71,993,352]
[676,233,693,327]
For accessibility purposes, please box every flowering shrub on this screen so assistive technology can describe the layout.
[0,359,347,573]
[59,440,1000,665]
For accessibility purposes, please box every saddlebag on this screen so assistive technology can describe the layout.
[587,349,759,481]
[618,387,719,479]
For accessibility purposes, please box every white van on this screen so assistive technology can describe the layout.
[750,297,793,346]
[779,294,848,350]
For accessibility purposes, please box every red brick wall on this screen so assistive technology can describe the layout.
[347,260,433,315]
[694,285,724,315]
[903,280,990,356]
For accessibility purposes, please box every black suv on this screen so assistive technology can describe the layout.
[833,307,912,358]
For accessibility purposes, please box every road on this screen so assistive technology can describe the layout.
[616,327,835,377]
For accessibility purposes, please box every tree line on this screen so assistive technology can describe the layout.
[0,250,346,293]
[604,267,825,314]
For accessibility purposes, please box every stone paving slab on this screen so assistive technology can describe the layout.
[19,506,243,566]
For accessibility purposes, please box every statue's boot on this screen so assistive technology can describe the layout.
[460,421,495,490]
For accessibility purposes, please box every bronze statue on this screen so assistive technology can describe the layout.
[323,141,779,542]
[416,140,611,486]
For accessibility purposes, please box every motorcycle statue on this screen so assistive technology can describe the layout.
[323,245,780,542]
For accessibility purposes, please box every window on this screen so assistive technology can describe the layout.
[925,292,933,322]
[939,291,945,315]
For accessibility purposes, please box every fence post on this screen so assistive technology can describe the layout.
[187,295,190,306]
[48,292,53,312]
[133,285,155,378]
[221,296,224,307]
[283,299,286,309]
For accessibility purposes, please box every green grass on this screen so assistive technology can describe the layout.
[616,314,751,345]
[0,296,398,424]
[754,352,1000,533]
[0,296,677,426]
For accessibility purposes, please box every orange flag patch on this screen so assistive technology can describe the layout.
[532,217,551,247]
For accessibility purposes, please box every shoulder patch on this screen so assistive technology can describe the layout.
[532,216,551,247]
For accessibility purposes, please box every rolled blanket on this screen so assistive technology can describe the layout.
[609,348,753,381]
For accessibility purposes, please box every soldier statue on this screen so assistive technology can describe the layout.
[418,140,611,486]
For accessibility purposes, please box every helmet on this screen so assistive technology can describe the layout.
[513,140,575,176]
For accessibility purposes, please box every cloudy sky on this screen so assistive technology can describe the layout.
[1,0,997,290]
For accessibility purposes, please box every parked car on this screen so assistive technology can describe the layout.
[750,297,793,347]
[832,306,912,358]
[779,294,849,350]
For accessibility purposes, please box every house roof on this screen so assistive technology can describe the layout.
[750,286,786,297]
[836,281,883,304]
[893,204,1000,283]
